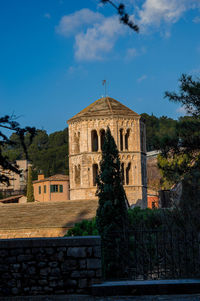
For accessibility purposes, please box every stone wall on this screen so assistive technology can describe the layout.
[0,236,101,296]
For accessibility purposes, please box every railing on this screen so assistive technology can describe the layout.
[103,229,200,280]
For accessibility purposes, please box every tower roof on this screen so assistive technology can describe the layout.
[67,97,139,122]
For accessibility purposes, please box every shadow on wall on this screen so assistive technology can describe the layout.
[130,199,145,209]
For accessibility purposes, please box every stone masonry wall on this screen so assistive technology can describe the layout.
[0,236,101,297]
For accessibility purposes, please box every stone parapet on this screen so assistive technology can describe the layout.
[0,236,101,296]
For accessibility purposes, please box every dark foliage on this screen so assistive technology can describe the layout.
[158,74,200,185]
[101,0,139,32]
[0,115,36,185]
[66,218,98,236]
[96,127,129,279]
[3,128,69,179]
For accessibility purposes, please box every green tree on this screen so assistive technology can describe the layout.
[0,115,35,185]
[26,165,34,202]
[158,74,200,186]
[96,127,129,279]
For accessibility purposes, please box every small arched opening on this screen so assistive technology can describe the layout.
[126,162,131,185]
[91,130,98,152]
[74,132,80,153]
[100,129,106,150]
[120,129,123,151]
[93,164,99,186]
[125,129,130,150]
[121,163,125,185]
[75,164,81,186]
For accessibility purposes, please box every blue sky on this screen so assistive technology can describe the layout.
[0,0,200,133]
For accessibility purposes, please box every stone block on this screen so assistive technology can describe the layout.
[94,246,101,258]
[49,261,58,268]
[38,279,48,285]
[71,270,81,278]
[50,267,60,276]
[38,261,46,268]
[86,247,93,257]
[10,248,23,256]
[79,259,86,269]
[79,278,87,289]
[17,255,33,262]
[40,267,50,276]
[87,258,101,269]
[65,279,77,288]
[0,249,8,257]
[45,247,54,255]
[67,247,86,258]
[44,286,53,292]
[61,260,77,271]
[11,287,19,295]
[6,256,16,264]
[56,251,64,261]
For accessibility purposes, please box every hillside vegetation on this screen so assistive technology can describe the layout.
[3,114,193,179]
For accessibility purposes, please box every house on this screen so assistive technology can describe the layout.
[0,160,29,197]
[33,174,69,202]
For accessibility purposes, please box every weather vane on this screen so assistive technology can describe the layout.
[102,80,107,97]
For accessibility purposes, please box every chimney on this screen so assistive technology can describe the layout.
[38,174,45,181]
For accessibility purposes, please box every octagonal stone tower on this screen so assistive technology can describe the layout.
[67,97,147,208]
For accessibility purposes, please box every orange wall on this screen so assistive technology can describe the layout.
[33,180,69,202]
[147,195,159,209]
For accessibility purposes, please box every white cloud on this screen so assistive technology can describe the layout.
[137,74,147,82]
[193,16,200,23]
[75,16,125,61]
[125,48,138,60]
[44,13,51,19]
[56,8,103,37]
[176,106,187,115]
[138,0,200,32]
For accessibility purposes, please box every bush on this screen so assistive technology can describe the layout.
[66,218,98,236]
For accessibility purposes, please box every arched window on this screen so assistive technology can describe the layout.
[100,129,105,150]
[120,129,123,151]
[126,163,131,185]
[75,164,81,185]
[93,164,98,186]
[121,163,125,185]
[91,130,98,152]
[74,132,80,153]
[125,129,130,150]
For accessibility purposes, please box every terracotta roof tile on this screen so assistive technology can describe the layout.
[68,97,139,122]
[33,174,69,183]
[0,200,98,230]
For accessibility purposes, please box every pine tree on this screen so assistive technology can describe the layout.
[26,165,35,202]
[96,127,129,279]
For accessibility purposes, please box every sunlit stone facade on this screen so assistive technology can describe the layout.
[67,97,147,207]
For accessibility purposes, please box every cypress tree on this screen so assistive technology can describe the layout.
[96,127,129,279]
[26,165,35,202]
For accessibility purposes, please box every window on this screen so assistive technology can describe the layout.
[44,185,46,193]
[39,186,41,194]
[50,184,63,193]
[125,129,130,150]
[120,129,123,151]
[50,185,58,193]
[91,130,98,152]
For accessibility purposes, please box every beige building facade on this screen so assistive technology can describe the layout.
[67,97,147,207]
[33,174,70,202]
[0,160,29,195]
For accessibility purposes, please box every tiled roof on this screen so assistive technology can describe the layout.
[0,200,98,230]
[68,97,139,122]
[33,174,69,183]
